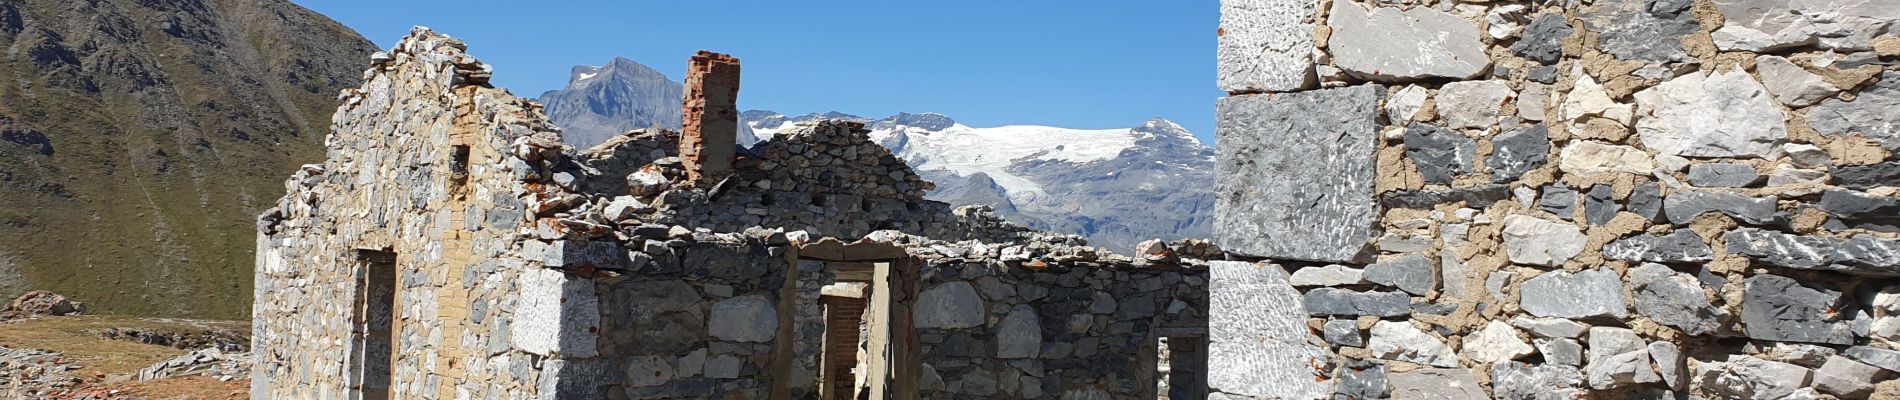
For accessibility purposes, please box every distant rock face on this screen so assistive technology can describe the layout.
[1325,0,1490,81]
[541,57,686,149]
[0,0,376,318]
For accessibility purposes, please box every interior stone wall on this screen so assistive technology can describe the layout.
[1214,0,1900,398]
[591,236,793,399]
[906,248,1209,399]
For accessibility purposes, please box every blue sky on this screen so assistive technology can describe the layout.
[296,0,1222,145]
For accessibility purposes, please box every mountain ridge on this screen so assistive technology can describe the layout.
[540,57,1214,252]
[0,0,378,318]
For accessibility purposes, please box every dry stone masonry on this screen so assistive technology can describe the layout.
[1215,0,1900,398]
[253,27,1214,400]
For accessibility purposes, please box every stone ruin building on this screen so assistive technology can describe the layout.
[253,27,1213,400]
[258,0,1900,396]
[1209,0,1900,398]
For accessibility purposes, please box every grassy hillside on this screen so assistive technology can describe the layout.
[0,0,375,318]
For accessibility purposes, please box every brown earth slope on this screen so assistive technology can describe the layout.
[0,0,375,318]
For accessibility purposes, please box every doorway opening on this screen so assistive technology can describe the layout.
[818,263,887,400]
[349,250,396,400]
[1156,332,1208,399]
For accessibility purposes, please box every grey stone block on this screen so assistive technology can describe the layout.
[1584,0,1700,64]
[1664,191,1776,225]
[1628,263,1729,336]
[1520,268,1628,319]
[1216,85,1382,263]
[1323,319,1364,347]
[1688,163,1762,187]
[1403,123,1477,185]
[1742,274,1854,345]
[1327,0,1491,81]
[1492,361,1585,400]
[1490,123,1550,183]
[1831,161,1900,190]
[1218,0,1319,92]
[1303,288,1412,317]
[1388,368,1486,399]
[1725,228,1900,276]
[1207,261,1334,399]
[1511,14,1573,64]
[916,281,985,329]
[1364,255,1435,295]
[1808,71,1899,152]
[1604,230,1714,264]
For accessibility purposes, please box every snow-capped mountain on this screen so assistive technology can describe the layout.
[742,111,1216,252]
[540,57,684,148]
[539,58,1213,252]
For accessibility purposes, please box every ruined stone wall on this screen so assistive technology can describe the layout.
[1214,0,1899,398]
[254,27,629,399]
[576,121,1036,244]
[892,235,1210,399]
[590,234,791,399]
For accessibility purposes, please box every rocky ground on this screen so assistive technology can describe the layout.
[0,292,251,399]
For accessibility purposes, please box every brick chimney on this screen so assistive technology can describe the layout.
[680,51,741,183]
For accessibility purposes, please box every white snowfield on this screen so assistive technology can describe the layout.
[742,113,1200,202]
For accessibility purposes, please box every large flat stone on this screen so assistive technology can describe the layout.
[1584,0,1700,63]
[1207,261,1334,399]
[1832,161,1900,190]
[1511,13,1573,64]
[1303,288,1412,317]
[1489,123,1550,183]
[915,281,985,329]
[709,294,777,343]
[1603,230,1714,264]
[1742,274,1854,345]
[1216,85,1381,263]
[1712,0,1900,51]
[1403,123,1477,185]
[1663,191,1777,225]
[1724,228,1900,276]
[1502,215,1586,267]
[1818,190,1900,232]
[1807,71,1900,152]
[1364,255,1435,295]
[1756,55,1841,107]
[1629,263,1729,336]
[1687,163,1762,188]
[513,267,600,358]
[1218,0,1319,92]
[1463,320,1534,364]
[1437,80,1515,129]
[1368,321,1458,367]
[1326,0,1490,81]
[1558,141,1653,176]
[995,304,1041,358]
[1635,68,1787,158]
[1491,362,1586,400]
[1520,268,1628,319]
[1813,356,1881,398]
[1693,355,1813,399]
[1387,368,1486,399]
